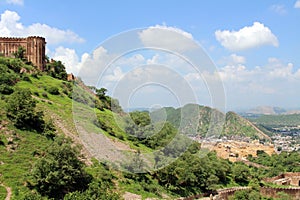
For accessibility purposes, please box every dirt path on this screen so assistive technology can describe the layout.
[51,114,93,166]
[1,184,12,200]
[51,113,134,167]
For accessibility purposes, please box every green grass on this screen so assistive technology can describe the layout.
[119,177,174,199]
[0,128,52,199]
[0,74,75,198]
[0,185,6,199]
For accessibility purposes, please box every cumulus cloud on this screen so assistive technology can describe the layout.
[215,22,279,51]
[139,25,197,52]
[186,57,300,108]
[0,10,84,44]
[6,0,23,5]
[46,46,88,75]
[217,58,299,83]
[295,0,300,8]
[223,54,246,65]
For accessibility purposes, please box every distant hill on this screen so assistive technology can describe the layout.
[250,114,300,127]
[246,106,286,115]
[151,104,270,140]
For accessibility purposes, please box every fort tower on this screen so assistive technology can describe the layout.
[0,36,46,71]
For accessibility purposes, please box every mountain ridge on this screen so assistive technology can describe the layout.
[151,104,270,140]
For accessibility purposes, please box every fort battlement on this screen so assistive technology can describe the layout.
[260,187,300,200]
[263,172,300,186]
[0,36,46,71]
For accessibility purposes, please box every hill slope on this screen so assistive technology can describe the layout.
[0,57,281,200]
[152,104,270,140]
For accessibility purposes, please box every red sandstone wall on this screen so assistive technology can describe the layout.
[263,172,300,187]
[0,36,46,71]
[260,187,300,200]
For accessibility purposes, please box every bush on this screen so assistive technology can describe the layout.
[33,91,39,96]
[6,88,45,130]
[31,73,39,79]
[22,75,31,82]
[47,86,59,95]
[29,137,92,199]
[0,85,14,94]
[42,92,48,98]
[42,121,56,140]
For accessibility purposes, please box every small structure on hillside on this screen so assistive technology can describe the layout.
[263,172,300,187]
[67,73,76,81]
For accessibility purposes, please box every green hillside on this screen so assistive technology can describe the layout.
[251,114,300,127]
[0,56,298,200]
[152,104,270,140]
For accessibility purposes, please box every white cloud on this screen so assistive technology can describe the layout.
[215,22,279,51]
[111,65,198,109]
[139,25,197,52]
[270,4,287,15]
[102,67,124,82]
[6,0,23,5]
[226,54,246,65]
[295,0,300,8]
[186,57,300,109]
[0,10,84,44]
[218,58,298,83]
[266,58,294,79]
[78,46,119,86]
[47,46,88,75]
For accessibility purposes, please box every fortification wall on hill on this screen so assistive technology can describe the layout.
[263,172,300,186]
[260,187,300,200]
[0,36,46,71]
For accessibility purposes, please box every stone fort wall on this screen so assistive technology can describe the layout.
[260,187,300,200]
[263,172,300,186]
[0,36,46,71]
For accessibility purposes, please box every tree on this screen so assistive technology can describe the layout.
[232,163,250,185]
[6,88,44,130]
[129,111,151,127]
[94,87,123,113]
[29,137,91,199]
[13,46,26,61]
[125,150,146,173]
[46,59,67,80]
[229,189,261,200]
[96,88,107,100]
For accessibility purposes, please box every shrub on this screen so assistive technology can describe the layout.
[29,137,92,199]
[33,91,39,96]
[47,86,59,95]
[22,75,31,82]
[6,88,45,130]
[31,73,39,79]
[42,92,48,98]
[0,85,14,94]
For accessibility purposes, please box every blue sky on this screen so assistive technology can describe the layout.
[0,0,300,111]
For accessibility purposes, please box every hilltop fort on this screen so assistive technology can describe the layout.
[0,36,46,71]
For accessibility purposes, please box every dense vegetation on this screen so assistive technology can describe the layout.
[248,151,300,177]
[0,56,299,200]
